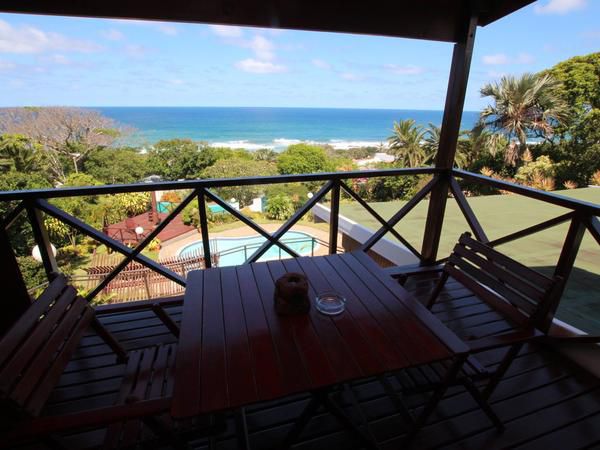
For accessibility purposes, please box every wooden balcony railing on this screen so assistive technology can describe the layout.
[1,167,598,307]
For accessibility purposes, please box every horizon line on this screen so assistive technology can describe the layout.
[0,105,481,113]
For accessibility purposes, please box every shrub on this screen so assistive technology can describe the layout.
[563,180,578,189]
[147,238,161,252]
[17,256,47,290]
[515,155,556,190]
[592,170,600,186]
[265,194,295,221]
[160,191,182,203]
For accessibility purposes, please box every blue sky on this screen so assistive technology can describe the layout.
[0,0,598,111]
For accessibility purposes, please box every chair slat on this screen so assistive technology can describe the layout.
[104,345,178,450]
[24,306,95,416]
[0,287,77,395]
[449,252,537,317]
[459,234,553,289]
[12,298,89,411]
[103,350,144,450]
[120,347,158,447]
[444,264,528,328]
[0,275,67,368]
[453,243,545,303]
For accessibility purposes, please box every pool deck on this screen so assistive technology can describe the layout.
[159,223,337,260]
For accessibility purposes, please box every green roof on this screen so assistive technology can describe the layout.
[340,187,600,333]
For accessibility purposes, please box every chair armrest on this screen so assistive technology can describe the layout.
[152,303,180,337]
[384,263,445,279]
[4,398,172,441]
[544,335,600,345]
[467,329,544,353]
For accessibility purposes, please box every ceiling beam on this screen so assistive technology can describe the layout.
[0,0,535,43]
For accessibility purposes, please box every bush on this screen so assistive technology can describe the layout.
[265,194,295,220]
[147,238,161,252]
[182,203,199,228]
[515,155,556,191]
[356,167,423,202]
[17,256,47,290]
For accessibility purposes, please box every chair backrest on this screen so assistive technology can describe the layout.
[0,275,95,419]
[444,233,563,333]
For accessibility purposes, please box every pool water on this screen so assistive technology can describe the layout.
[178,231,319,266]
[208,204,226,214]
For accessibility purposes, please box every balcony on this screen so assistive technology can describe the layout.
[1,168,599,449]
[1,0,599,448]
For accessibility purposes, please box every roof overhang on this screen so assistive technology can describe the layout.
[0,0,535,42]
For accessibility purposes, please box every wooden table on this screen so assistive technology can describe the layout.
[172,251,468,447]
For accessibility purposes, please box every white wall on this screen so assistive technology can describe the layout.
[312,203,419,266]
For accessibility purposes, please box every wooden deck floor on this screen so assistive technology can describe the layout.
[19,271,600,449]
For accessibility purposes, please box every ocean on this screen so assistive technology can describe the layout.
[96,107,480,150]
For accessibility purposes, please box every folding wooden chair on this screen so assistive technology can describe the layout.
[385,232,569,434]
[0,274,218,449]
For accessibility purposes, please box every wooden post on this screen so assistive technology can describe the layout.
[329,180,341,254]
[554,217,586,282]
[421,11,478,264]
[26,201,59,278]
[143,271,152,298]
[0,226,31,334]
[197,189,212,269]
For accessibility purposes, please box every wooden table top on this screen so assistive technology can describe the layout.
[171,251,467,419]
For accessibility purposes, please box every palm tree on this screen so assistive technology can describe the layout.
[478,73,569,165]
[423,123,469,168]
[387,119,427,167]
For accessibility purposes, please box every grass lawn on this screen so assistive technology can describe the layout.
[340,187,600,334]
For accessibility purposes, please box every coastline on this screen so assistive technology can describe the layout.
[97,106,480,149]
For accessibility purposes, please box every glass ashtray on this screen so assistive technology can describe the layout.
[315,292,347,315]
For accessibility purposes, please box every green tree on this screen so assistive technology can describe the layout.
[0,171,52,255]
[538,52,600,186]
[543,52,600,114]
[277,144,334,175]
[202,157,278,207]
[0,107,123,181]
[478,73,569,165]
[46,173,101,247]
[253,148,278,162]
[422,123,470,168]
[265,194,295,220]
[541,108,600,186]
[363,162,422,201]
[0,134,43,173]
[387,119,427,167]
[93,192,150,227]
[83,147,149,184]
[147,139,217,180]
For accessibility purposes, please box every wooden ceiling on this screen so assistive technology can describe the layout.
[1,0,535,42]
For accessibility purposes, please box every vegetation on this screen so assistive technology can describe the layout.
[277,143,335,175]
[202,157,278,207]
[387,119,428,167]
[265,194,295,220]
[0,51,598,293]
[478,73,569,165]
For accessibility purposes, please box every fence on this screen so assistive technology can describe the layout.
[73,249,218,303]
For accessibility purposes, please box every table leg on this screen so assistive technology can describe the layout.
[378,374,415,428]
[322,391,379,450]
[279,387,380,450]
[403,355,467,446]
[235,408,251,450]
[279,394,321,449]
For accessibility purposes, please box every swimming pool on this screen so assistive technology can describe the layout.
[178,231,319,266]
